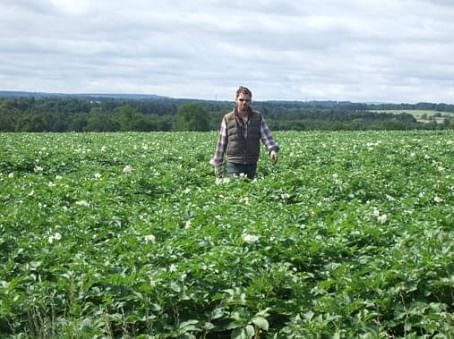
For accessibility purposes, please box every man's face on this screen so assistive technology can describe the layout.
[236,93,251,112]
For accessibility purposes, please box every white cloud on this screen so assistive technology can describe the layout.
[49,0,92,16]
[1,0,454,103]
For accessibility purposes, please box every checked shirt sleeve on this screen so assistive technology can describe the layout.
[260,116,279,153]
[210,119,227,166]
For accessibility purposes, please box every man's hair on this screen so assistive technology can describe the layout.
[235,86,252,98]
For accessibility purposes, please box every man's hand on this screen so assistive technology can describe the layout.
[214,164,223,178]
[270,150,278,164]
[210,159,223,178]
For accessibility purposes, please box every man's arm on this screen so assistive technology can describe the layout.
[260,116,279,164]
[260,116,279,152]
[210,119,227,176]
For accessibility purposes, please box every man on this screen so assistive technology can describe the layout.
[210,86,279,179]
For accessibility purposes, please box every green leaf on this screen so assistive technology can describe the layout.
[245,325,255,338]
[226,320,243,330]
[251,316,269,331]
[179,319,199,331]
[231,328,243,339]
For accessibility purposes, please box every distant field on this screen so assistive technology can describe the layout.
[369,109,454,117]
[0,131,453,337]
[370,109,454,123]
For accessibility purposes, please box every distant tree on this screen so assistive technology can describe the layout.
[115,105,142,131]
[157,116,173,131]
[174,103,210,131]
[449,118,454,129]
[85,113,119,131]
[0,102,17,131]
[378,120,408,130]
[68,113,88,131]
[17,114,47,132]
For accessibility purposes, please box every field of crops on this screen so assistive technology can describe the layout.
[0,131,453,338]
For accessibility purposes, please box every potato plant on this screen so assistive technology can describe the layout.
[0,131,453,338]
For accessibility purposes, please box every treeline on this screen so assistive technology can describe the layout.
[0,96,453,132]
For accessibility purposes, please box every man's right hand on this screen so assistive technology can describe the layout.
[210,159,223,178]
[214,164,223,178]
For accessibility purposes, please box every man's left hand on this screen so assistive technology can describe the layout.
[270,150,278,164]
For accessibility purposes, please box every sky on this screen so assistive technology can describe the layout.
[1,0,454,103]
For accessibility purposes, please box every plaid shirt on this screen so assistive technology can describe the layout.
[210,113,279,166]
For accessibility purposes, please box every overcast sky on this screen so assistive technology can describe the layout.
[1,0,454,103]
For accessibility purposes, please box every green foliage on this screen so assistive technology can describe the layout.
[0,131,453,337]
[85,112,120,132]
[174,103,210,131]
[2,96,454,132]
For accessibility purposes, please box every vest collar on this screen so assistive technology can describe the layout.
[234,107,253,119]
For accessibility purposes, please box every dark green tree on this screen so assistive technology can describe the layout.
[17,114,47,132]
[115,105,142,131]
[0,102,17,131]
[85,109,119,131]
[68,113,89,131]
[174,103,210,131]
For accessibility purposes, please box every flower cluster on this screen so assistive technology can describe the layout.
[243,234,259,244]
[48,232,62,244]
[373,208,388,224]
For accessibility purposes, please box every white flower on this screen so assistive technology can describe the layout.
[373,208,388,224]
[144,234,156,243]
[34,165,43,173]
[216,177,231,185]
[243,234,259,244]
[184,220,192,229]
[281,193,290,200]
[169,264,177,272]
[8,172,14,178]
[372,208,380,218]
[377,214,388,224]
[101,146,107,152]
[75,200,90,207]
[240,196,249,204]
[48,232,62,244]
[123,165,133,174]
[94,172,102,179]
[434,196,443,203]
[48,182,56,188]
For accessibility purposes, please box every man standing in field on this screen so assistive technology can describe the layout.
[210,86,279,179]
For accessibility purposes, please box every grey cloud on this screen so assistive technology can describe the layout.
[1,0,454,102]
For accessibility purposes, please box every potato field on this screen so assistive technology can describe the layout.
[0,131,453,338]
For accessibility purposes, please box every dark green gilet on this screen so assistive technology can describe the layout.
[224,110,262,164]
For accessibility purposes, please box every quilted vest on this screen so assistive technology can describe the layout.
[224,110,262,164]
